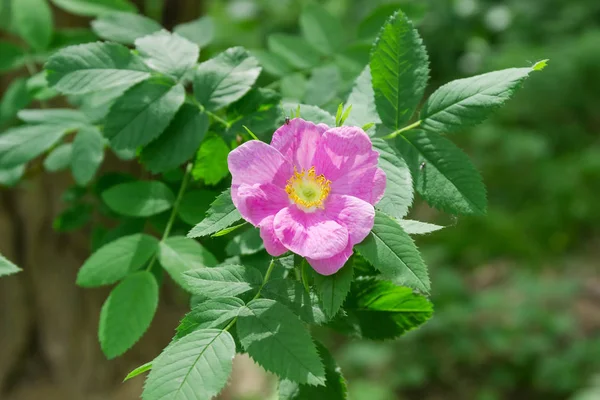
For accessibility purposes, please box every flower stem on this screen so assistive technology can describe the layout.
[205,109,230,128]
[24,54,48,109]
[146,164,192,271]
[188,95,231,128]
[162,163,192,240]
[254,259,276,300]
[382,120,422,140]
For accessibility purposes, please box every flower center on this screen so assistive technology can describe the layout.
[285,166,331,210]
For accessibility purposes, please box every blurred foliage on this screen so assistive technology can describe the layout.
[334,266,600,400]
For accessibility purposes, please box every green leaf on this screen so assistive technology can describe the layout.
[345,65,381,129]
[314,262,353,319]
[370,10,429,129]
[71,126,104,186]
[187,189,242,238]
[0,0,10,31]
[27,72,58,101]
[44,143,72,172]
[194,46,261,111]
[101,180,175,217]
[0,124,67,169]
[299,3,343,55]
[237,299,325,385]
[135,30,199,79]
[91,11,162,44]
[69,84,130,123]
[0,41,25,73]
[51,0,137,16]
[227,88,281,140]
[99,271,158,359]
[142,329,235,400]
[17,108,90,129]
[191,135,230,185]
[141,104,209,174]
[182,264,263,298]
[77,233,159,287]
[211,223,246,237]
[261,279,327,325]
[268,34,320,70]
[93,218,146,250]
[124,361,152,382]
[176,297,244,339]
[174,16,214,48]
[250,50,292,77]
[225,228,264,256]
[13,0,53,50]
[177,189,217,226]
[399,219,444,235]
[356,211,430,293]
[0,253,21,277]
[279,342,348,399]
[420,66,544,133]
[281,103,335,126]
[104,80,185,150]
[45,42,150,94]
[304,65,340,107]
[53,202,93,232]
[0,165,26,187]
[399,129,487,215]
[345,278,433,340]
[158,236,218,289]
[0,78,32,125]
[532,59,549,71]
[281,73,307,101]
[49,27,97,48]
[371,138,413,219]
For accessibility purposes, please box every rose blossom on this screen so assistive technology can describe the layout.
[227,118,386,275]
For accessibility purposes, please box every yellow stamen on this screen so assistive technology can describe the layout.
[285,166,331,210]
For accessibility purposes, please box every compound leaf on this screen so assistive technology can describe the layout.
[237,299,325,385]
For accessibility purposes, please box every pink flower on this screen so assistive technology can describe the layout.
[227,118,386,275]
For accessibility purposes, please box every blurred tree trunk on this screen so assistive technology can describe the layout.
[0,1,270,399]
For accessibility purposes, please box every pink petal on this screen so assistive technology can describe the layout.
[325,194,375,245]
[270,118,329,170]
[313,126,385,205]
[228,140,292,188]
[306,242,353,276]
[273,205,349,260]
[232,183,290,226]
[371,167,386,204]
[259,215,288,257]
[332,165,387,205]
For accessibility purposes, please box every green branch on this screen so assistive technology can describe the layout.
[382,120,422,140]
[146,163,192,271]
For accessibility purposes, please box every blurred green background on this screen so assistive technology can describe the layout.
[2,0,600,399]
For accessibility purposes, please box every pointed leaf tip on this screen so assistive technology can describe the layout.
[532,59,549,71]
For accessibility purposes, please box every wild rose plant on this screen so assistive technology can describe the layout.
[0,2,547,399]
